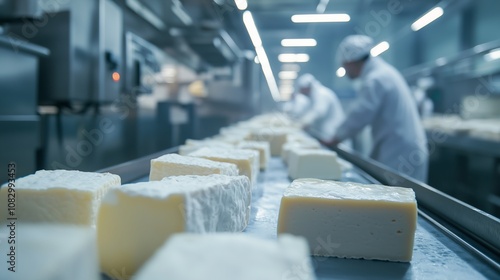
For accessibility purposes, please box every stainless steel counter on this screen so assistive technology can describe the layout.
[99,149,499,279]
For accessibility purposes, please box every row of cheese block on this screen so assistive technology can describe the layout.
[422,114,500,142]
[0,224,315,280]
[177,112,350,181]
[1,175,417,280]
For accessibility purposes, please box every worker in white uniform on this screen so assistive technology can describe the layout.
[326,35,428,182]
[290,73,347,143]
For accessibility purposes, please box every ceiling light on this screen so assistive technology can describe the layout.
[278,53,310,63]
[279,71,298,80]
[484,48,500,61]
[243,11,262,47]
[316,0,330,13]
[411,7,444,31]
[336,67,346,78]
[370,41,390,57]
[234,0,247,11]
[291,13,350,23]
[281,39,317,47]
[256,46,280,101]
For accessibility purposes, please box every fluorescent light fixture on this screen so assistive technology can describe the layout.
[243,11,262,47]
[234,0,247,10]
[336,67,346,78]
[281,38,317,47]
[279,71,298,80]
[256,46,281,101]
[291,13,350,23]
[243,11,280,101]
[484,48,500,61]
[171,0,193,25]
[411,7,444,31]
[278,53,310,63]
[370,41,390,57]
[316,0,330,13]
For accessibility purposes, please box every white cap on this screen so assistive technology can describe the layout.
[296,73,315,88]
[337,35,374,63]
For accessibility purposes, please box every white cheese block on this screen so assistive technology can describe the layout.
[0,170,120,226]
[178,142,234,156]
[288,149,341,180]
[281,141,321,165]
[277,179,417,262]
[149,153,238,181]
[133,233,316,280]
[188,147,259,185]
[97,175,251,279]
[237,141,271,170]
[0,224,99,280]
[249,128,291,156]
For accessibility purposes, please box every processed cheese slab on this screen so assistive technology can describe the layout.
[288,149,341,180]
[0,170,120,226]
[0,224,99,280]
[149,153,238,181]
[133,233,316,280]
[277,179,417,262]
[237,141,271,170]
[178,142,234,156]
[97,175,251,279]
[281,141,321,165]
[249,128,291,156]
[189,147,259,185]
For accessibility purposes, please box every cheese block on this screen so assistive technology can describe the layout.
[277,179,417,262]
[189,147,259,185]
[288,149,341,180]
[178,142,234,156]
[281,141,321,165]
[98,175,251,279]
[0,170,120,226]
[0,224,99,280]
[133,233,316,280]
[149,153,238,181]
[237,141,271,170]
[249,128,290,156]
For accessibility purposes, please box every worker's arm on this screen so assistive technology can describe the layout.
[298,91,329,127]
[333,78,384,142]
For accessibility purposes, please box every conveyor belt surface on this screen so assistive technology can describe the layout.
[124,157,498,280]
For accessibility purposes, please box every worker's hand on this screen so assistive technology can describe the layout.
[320,138,340,148]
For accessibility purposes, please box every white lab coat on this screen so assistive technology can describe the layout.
[297,80,346,142]
[335,57,428,182]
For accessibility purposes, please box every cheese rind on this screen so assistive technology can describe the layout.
[237,141,271,170]
[133,233,316,280]
[288,149,341,180]
[149,153,238,181]
[0,170,120,226]
[188,147,259,185]
[97,175,251,279]
[277,179,417,262]
[0,224,99,280]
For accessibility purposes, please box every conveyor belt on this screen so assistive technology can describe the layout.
[99,150,499,279]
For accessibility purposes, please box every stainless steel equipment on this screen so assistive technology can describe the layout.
[0,0,43,21]
[9,0,123,105]
[0,35,49,183]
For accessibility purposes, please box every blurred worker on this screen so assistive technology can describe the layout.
[287,73,346,143]
[326,35,428,182]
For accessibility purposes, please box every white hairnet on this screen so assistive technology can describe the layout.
[296,73,315,88]
[337,35,374,63]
